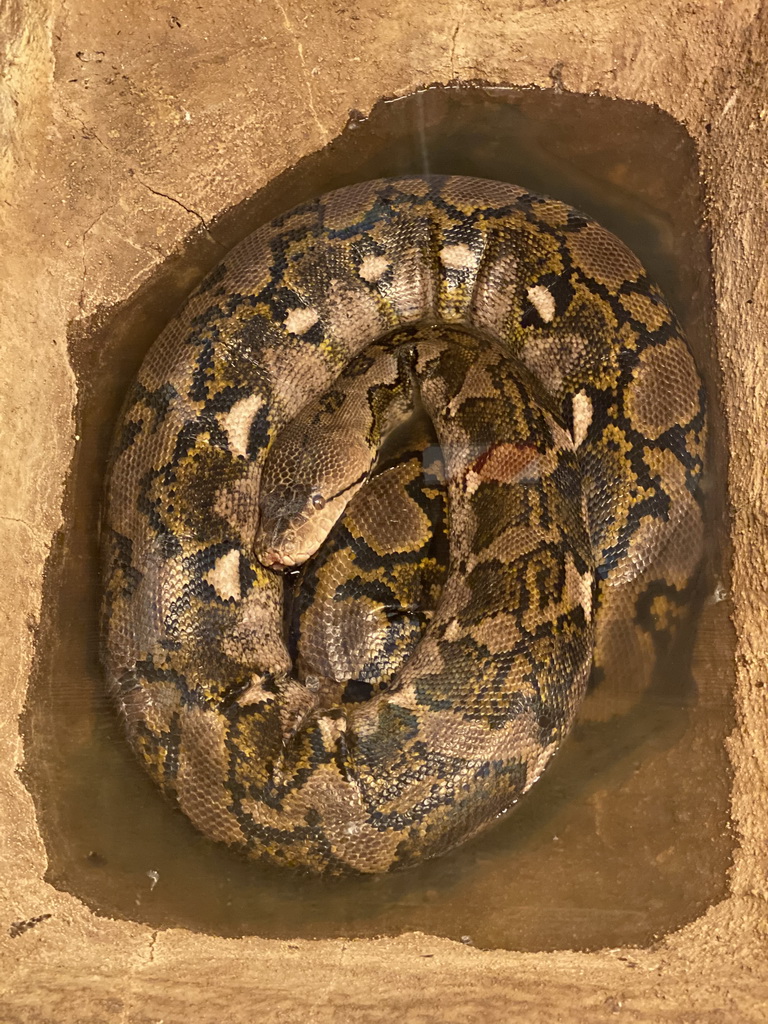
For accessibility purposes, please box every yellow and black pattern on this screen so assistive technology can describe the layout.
[101,175,706,873]
[288,407,449,706]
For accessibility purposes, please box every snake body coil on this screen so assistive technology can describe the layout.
[102,175,706,873]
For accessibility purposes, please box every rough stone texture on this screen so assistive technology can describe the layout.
[1,0,767,1019]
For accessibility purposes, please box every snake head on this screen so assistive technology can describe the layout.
[255,426,373,569]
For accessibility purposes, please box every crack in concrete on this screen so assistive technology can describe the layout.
[0,514,37,537]
[119,930,160,1022]
[65,113,125,315]
[274,0,326,139]
[79,207,108,314]
[65,110,224,251]
[131,175,210,231]
[132,176,227,252]
[450,21,461,79]
[309,941,347,1019]
[68,112,113,157]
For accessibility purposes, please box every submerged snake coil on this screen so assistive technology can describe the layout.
[102,175,706,873]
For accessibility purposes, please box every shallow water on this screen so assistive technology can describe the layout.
[24,85,733,951]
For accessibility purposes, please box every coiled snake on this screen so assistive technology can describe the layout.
[101,175,706,873]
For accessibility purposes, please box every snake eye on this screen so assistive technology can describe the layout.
[311,493,326,510]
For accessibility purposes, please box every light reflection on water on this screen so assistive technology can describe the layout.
[23,85,733,951]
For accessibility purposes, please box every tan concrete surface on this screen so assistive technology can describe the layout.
[2,0,767,1019]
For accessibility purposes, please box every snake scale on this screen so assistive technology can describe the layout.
[101,175,706,874]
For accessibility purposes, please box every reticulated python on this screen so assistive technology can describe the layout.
[101,175,706,874]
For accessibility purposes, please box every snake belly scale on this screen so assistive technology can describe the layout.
[101,175,706,874]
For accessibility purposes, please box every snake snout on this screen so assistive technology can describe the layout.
[257,524,301,569]
[259,548,289,569]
